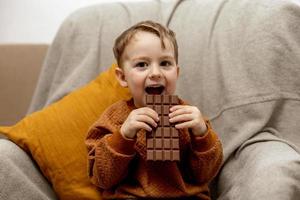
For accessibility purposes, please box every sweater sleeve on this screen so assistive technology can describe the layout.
[85,101,136,189]
[188,120,223,184]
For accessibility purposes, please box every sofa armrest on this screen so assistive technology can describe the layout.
[0,137,57,200]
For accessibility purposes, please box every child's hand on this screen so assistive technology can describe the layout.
[120,107,159,139]
[169,105,207,136]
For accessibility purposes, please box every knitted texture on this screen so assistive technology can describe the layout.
[85,99,223,199]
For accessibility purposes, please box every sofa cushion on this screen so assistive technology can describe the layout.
[0,64,131,200]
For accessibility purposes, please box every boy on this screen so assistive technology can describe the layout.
[85,21,223,199]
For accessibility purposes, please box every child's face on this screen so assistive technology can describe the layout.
[116,31,179,108]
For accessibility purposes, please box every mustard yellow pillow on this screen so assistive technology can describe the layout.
[0,64,131,200]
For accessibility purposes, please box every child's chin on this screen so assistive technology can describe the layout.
[133,100,145,108]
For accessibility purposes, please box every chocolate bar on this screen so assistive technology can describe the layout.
[145,94,180,161]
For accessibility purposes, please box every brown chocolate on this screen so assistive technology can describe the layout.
[145,94,180,161]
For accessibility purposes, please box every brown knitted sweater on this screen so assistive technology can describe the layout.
[85,99,223,199]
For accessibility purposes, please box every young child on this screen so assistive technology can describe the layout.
[85,21,223,199]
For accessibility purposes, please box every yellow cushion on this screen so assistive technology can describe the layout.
[0,64,131,200]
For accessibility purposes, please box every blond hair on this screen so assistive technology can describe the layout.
[113,20,178,68]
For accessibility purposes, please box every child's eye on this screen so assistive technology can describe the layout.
[160,61,172,67]
[135,62,148,68]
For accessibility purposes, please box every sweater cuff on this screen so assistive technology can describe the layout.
[190,120,217,152]
[107,131,136,155]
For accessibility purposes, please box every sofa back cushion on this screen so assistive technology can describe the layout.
[0,64,131,199]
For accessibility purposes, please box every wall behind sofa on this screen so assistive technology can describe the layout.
[0,0,149,43]
[0,0,148,126]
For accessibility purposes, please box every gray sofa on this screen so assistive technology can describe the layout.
[1,0,300,199]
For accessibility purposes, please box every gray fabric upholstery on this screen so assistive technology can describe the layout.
[0,138,57,200]
[170,1,300,198]
[171,0,300,158]
[2,0,300,199]
[216,132,300,199]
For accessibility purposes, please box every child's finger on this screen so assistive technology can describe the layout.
[169,113,193,123]
[174,121,194,130]
[142,107,160,121]
[136,114,158,128]
[169,105,187,112]
[134,107,159,122]
[135,121,153,132]
[169,107,191,118]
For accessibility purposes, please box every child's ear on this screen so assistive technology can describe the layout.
[115,67,128,87]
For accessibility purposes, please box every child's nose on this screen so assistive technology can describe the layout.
[149,65,162,79]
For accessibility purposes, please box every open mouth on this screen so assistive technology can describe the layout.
[145,85,165,95]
